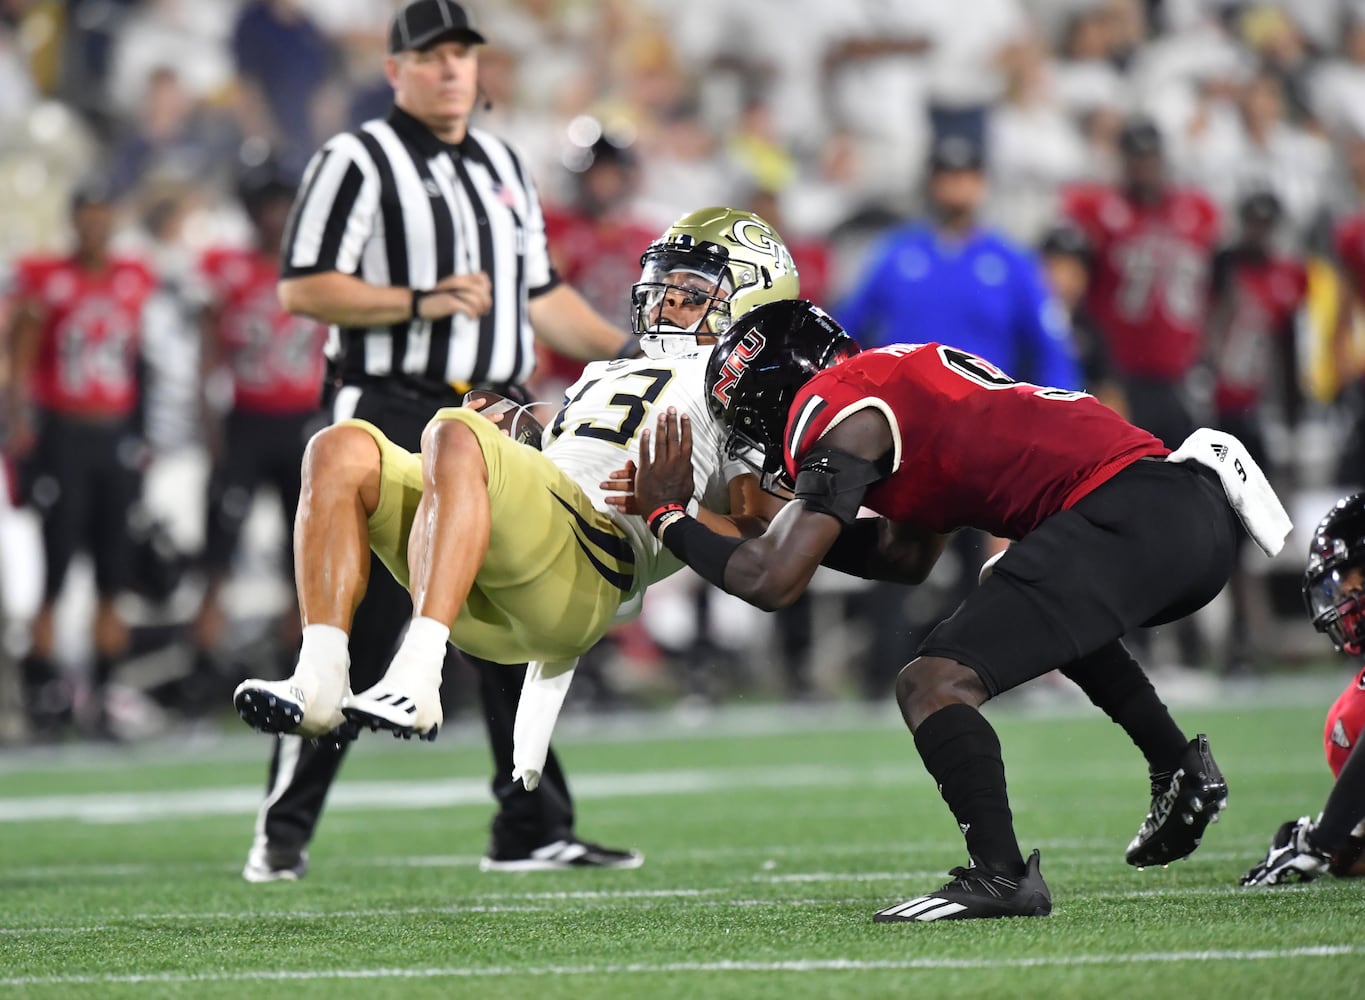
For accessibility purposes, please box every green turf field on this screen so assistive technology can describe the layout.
[1,679,1362,999]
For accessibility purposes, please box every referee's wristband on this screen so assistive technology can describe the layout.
[411,287,434,319]
[649,509,745,592]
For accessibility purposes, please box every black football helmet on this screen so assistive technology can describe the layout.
[1305,494,1365,655]
[704,298,861,493]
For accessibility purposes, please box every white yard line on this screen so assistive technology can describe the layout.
[2,837,1277,882]
[0,763,924,823]
[0,882,1313,936]
[0,753,1333,824]
[1,946,1359,987]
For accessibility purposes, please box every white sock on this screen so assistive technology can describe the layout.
[385,616,450,690]
[293,623,351,702]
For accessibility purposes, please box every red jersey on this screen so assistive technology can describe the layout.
[1063,184,1220,380]
[13,255,156,417]
[1325,666,1365,779]
[200,247,327,414]
[1209,249,1306,413]
[1334,213,1365,291]
[541,207,658,384]
[782,344,1168,539]
[788,237,833,307]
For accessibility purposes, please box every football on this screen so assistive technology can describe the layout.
[462,389,546,449]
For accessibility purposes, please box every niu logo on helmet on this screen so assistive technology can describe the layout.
[711,330,766,407]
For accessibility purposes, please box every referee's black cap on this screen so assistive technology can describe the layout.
[389,0,486,54]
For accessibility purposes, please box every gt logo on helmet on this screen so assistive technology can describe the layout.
[731,218,781,258]
[711,330,766,408]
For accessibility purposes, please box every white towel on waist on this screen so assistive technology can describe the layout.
[511,658,577,791]
[1166,427,1292,557]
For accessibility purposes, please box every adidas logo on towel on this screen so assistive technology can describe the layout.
[1211,443,1229,462]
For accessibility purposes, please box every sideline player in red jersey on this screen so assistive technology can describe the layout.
[1242,494,1365,884]
[184,162,328,711]
[1206,190,1306,675]
[3,182,157,739]
[1328,183,1365,484]
[1062,116,1220,450]
[618,299,1291,920]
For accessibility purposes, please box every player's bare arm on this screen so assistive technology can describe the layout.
[632,406,928,610]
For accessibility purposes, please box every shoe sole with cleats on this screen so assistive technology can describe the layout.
[342,691,440,742]
[1127,733,1228,868]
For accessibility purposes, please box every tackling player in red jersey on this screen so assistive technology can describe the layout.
[1242,494,1365,884]
[186,163,328,712]
[622,299,1290,921]
[3,182,156,738]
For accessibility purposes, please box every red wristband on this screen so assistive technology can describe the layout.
[646,502,686,537]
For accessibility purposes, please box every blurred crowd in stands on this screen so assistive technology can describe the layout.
[7,0,1365,743]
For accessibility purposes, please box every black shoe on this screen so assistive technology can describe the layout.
[23,677,74,742]
[479,837,644,872]
[1127,733,1227,868]
[873,849,1051,922]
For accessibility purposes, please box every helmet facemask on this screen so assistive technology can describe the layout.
[1306,552,1365,655]
[721,400,796,496]
[631,248,734,359]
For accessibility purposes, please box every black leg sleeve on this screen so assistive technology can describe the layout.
[1060,640,1188,778]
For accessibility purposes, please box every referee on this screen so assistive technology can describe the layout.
[243,0,640,881]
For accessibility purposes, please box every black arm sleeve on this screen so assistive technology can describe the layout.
[656,514,747,592]
[818,518,885,578]
[1315,737,1365,856]
[793,447,886,525]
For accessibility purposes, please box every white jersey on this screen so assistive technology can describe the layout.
[542,349,749,608]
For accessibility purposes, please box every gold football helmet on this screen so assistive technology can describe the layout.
[630,207,800,359]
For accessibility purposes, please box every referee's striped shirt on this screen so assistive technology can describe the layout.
[281,106,559,388]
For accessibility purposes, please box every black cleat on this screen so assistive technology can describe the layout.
[873,849,1051,922]
[1127,733,1228,868]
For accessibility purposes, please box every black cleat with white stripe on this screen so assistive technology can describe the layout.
[874,849,1051,922]
[1126,733,1227,868]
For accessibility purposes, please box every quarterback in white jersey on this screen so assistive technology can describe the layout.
[232,206,799,754]
[543,350,746,611]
